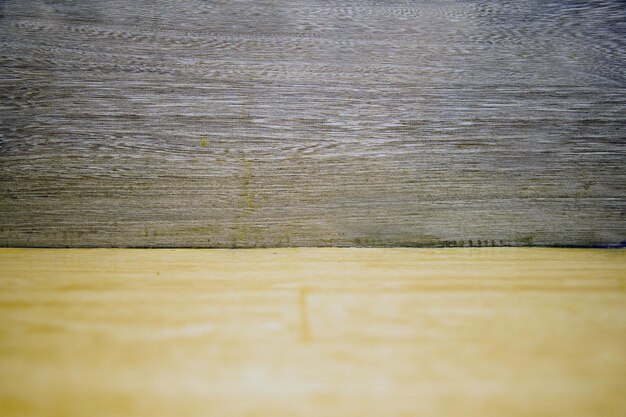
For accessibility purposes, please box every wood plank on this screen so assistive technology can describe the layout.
[0,248,625,416]
[1,1,625,247]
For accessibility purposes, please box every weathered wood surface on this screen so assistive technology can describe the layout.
[1,248,625,417]
[0,0,625,247]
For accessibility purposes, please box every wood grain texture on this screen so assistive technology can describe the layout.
[0,0,625,247]
[1,248,625,417]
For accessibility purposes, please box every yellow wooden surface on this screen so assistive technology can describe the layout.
[0,248,625,417]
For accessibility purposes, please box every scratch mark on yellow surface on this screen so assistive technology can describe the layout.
[299,287,310,343]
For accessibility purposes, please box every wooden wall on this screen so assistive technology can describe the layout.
[1,0,624,247]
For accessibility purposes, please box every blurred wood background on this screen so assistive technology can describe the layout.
[1,248,625,417]
[0,0,625,247]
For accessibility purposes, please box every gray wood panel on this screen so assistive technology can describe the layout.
[1,0,625,247]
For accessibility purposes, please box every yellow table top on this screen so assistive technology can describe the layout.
[1,248,625,417]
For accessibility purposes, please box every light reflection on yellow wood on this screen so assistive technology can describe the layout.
[0,248,625,417]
